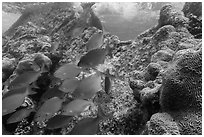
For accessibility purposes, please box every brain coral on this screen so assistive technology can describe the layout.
[170,110,202,135]
[158,48,202,135]
[146,112,180,135]
[160,49,201,112]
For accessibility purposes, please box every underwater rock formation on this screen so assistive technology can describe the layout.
[182,2,202,39]
[158,4,189,28]
[145,48,202,135]
[182,2,202,18]
[145,112,180,135]
[2,57,17,82]
[161,49,201,112]
[147,39,202,135]
[143,63,162,81]
[151,49,174,63]
[15,53,52,75]
[152,25,176,45]
[128,3,202,135]
[2,2,202,135]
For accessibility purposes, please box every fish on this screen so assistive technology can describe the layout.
[81,2,95,10]
[66,9,90,39]
[46,115,72,130]
[2,86,35,116]
[71,26,85,38]
[15,59,36,75]
[61,99,94,116]
[72,73,102,99]
[8,70,42,90]
[88,10,103,31]
[66,21,87,40]
[35,97,63,122]
[65,4,99,40]
[33,53,52,72]
[2,87,27,113]
[9,61,46,90]
[7,107,34,124]
[77,48,107,68]
[69,104,113,135]
[104,70,112,94]
[59,78,80,93]
[78,42,114,68]
[30,81,40,89]
[40,87,65,102]
[54,63,82,80]
[86,31,104,52]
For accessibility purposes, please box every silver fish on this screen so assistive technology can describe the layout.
[69,104,113,135]
[8,70,42,90]
[78,48,107,68]
[89,10,103,31]
[86,31,104,52]
[2,86,35,116]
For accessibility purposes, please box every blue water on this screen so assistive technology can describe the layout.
[2,11,21,34]
[2,2,184,41]
[95,2,184,41]
[101,13,158,41]
[2,9,158,41]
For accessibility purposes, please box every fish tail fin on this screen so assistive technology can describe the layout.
[30,81,40,89]
[29,90,37,95]
[26,85,37,95]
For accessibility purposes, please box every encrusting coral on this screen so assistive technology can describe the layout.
[129,3,202,135]
[2,2,202,135]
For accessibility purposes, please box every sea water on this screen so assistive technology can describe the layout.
[2,11,21,34]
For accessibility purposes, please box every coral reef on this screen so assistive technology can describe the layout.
[158,4,189,28]
[128,3,202,135]
[161,49,201,112]
[182,2,202,18]
[2,57,17,82]
[151,49,174,63]
[182,2,202,39]
[143,63,162,81]
[145,112,180,135]
[2,2,202,135]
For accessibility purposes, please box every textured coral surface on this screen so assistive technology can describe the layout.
[2,2,202,135]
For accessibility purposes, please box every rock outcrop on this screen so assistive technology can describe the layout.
[129,4,202,135]
[2,2,202,135]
